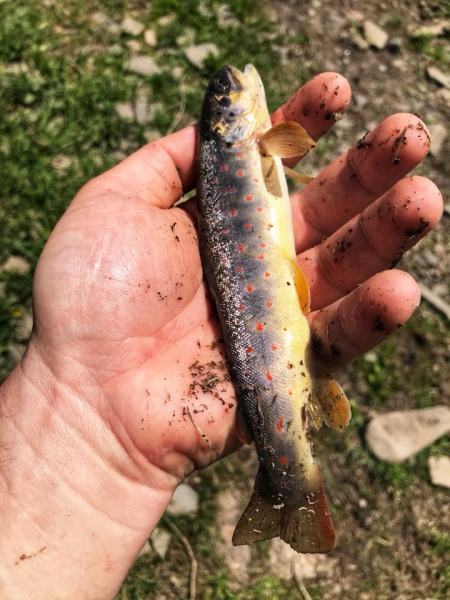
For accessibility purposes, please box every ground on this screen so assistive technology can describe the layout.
[0,1,449,599]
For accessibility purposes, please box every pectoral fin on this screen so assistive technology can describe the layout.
[306,349,351,430]
[292,261,311,315]
[259,121,316,158]
[283,165,314,185]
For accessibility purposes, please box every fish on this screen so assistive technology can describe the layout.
[197,64,351,554]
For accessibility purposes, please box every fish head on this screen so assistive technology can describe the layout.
[201,64,270,144]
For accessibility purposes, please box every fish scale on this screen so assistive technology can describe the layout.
[197,64,350,553]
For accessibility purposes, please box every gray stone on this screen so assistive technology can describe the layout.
[144,29,157,47]
[351,32,369,51]
[151,528,172,558]
[429,456,450,488]
[217,4,239,27]
[15,313,33,341]
[427,66,450,88]
[428,123,447,157]
[137,541,152,557]
[135,95,149,124]
[143,130,161,143]
[269,538,338,580]
[115,102,134,120]
[366,406,450,462]
[122,17,144,37]
[158,14,175,27]
[1,256,30,274]
[51,155,73,172]
[216,490,251,583]
[126,40,141,53]
[126,56,160,76]
[167,483,198,515]
[363,20,389,49]
[9,344,27,363]
[184,43,219,69]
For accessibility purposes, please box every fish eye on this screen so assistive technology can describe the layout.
[216,76,230,91]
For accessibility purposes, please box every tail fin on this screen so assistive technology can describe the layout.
[232,466,335,554]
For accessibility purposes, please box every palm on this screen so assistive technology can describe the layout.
[31,72,442,483]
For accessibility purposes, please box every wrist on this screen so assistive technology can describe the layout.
[0,339,174,599]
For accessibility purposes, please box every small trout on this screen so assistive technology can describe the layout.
[197,65,351,553]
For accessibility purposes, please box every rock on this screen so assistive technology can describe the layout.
[143,129,161,143]
[428,123,447,157]
[121,17,144,37]
[416,21,449,37]
[419,283,450,321]
[351,32,369,51]
[363,20,389,49]
[216,490,251,583]
[134,94,149,124]
[217,4,239,27]
[172,66,183,79]
[167,483,198,515]
[158,14,175,27]
[346,9,364,23]
[15,313,33,341]
[115,102,134,120]
[126,40,141,53]
[126,56,160,76]
[151,528,172,558]
[144,29,157,47]
[51,155,73,172]
[366,406,450,462]
[269,538,338,580]
[137,541,152,557]
[427,66,450,88]
[9,344,27,362]
[1,256,30,274]
[387,37,402,53]
[429,456,450,488]
[184,43,220,69]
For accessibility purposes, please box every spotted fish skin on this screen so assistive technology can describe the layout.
[197,65,347,553]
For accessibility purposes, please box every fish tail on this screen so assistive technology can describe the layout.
[232,466,335,553]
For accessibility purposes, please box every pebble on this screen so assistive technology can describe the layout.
[351,32,369,51]
[346,9,364,23]
[387,37,402,53]
[126,56,160,76]
[1,256,30,274]
[429,456,450,488]
[366,406,450,462]
[15,313,33,341]
[137,541,152,557]
[363,20,389,49]
[143,130,161,143]
[217,4,239,27]
[158,14,175,27]
[151,528,172,558]
[51,155,73,172]
[134,94,149,123]
[216,489,251,583]
[121,17,144,37]
[437,88,450,108]
[144,29,157,47]
[167,483,198,515]
[126,40,141,53]
[184,43,220,69]
[428,123,447,157]
[115,102,134,120]
[427,66,450,88]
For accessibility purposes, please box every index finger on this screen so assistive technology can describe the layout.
[78,72,351,209]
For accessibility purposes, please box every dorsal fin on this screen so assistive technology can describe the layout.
[292,261,311,315]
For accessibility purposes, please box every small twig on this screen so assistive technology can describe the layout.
[419,282,450,321]
[186,406,212,447]
[294,572,313,600]
[164,518,197,600]
[166,79,186,135]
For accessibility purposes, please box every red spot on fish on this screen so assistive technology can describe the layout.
[256,323,264,331]
[260,242,266,248]
[271,343,278,351]
[236,266,243,273]
[237,170,244,177]
[283,327,287,331]
[221,230,228,235]
[221,164,228,171]
[257,206,263,212]
[267,371,273,381]
[265,271,271,277]
[238,153,244,159]
[239,304,245,310]
[245,222,252,229]
[266,301,273,308]
[230,209,236,216]
[246,194,253,201]
[247,285,254,292]
[281,456,288,465]
[258,254,264,260]
[246,347,253,353]
[238,244,245,251]
[276,416,284,431]
[288,390,293,395]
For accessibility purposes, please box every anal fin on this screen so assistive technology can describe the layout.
[232,466,335,554]
[306,350,351,430]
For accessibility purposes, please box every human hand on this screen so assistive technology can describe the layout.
[0,72,442,599]
[30,72,442,483]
